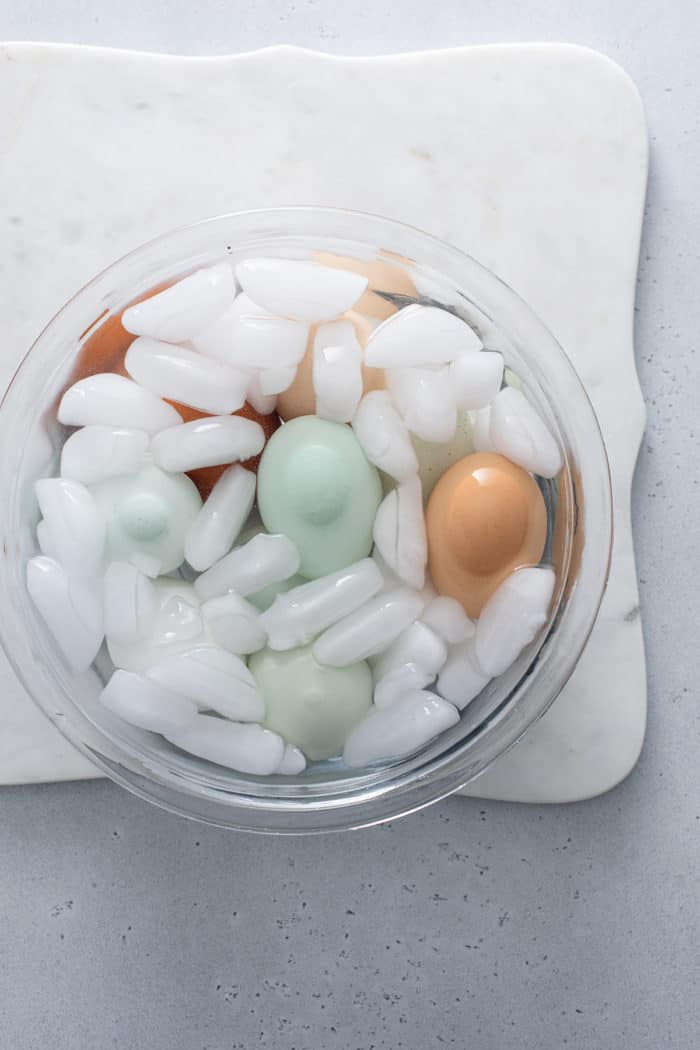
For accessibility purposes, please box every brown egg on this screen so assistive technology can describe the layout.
[426,452,547,619]
[71,310,133,383]
[168,401,279,499]
[314,251,417,321]
[70,281,173,384]
[66,282,279,501]
[277,313,385,422]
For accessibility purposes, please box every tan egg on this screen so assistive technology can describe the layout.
[426,452,547,619]
[345,309,378,349]
[314,251,417,321]
[277,313,385,422]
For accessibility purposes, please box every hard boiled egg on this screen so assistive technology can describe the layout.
[426,452,547,618]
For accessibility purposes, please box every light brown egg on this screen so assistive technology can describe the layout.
[277,312,385,421]
[426,452,547,619]
[278,248,416,421]
[314,251,417,321]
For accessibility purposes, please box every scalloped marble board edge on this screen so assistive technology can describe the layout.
[0,42,648,802]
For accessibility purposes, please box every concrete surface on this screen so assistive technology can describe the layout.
[0,3,699,1048]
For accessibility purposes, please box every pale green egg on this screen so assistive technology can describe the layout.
[90,464,201,574]
[249,644,372,761]
[257,416,382,579]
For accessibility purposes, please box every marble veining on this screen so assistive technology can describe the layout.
[0,42,648,801]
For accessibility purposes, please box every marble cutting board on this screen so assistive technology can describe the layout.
[0,41,648,802]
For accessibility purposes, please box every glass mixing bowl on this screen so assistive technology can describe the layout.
[0,208,612,832]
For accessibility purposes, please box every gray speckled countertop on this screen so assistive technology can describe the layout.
[1,3,699,1048]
